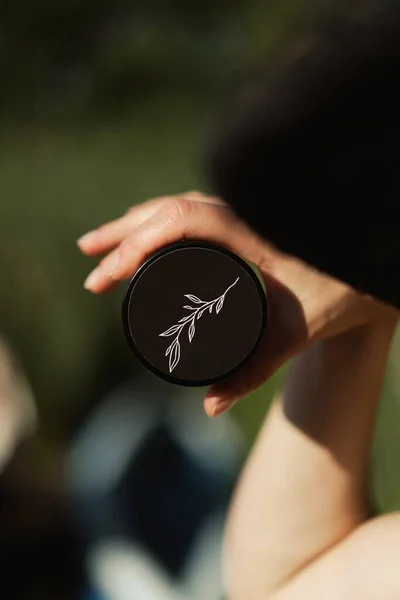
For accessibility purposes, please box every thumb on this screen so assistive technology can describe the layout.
[204,276,307,417]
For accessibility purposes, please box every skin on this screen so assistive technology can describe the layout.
[77,191,395,417]
[78,191,400,598]
[225,318,400,600]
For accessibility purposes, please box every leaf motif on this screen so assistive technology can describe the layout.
[197,307,207,320]
[169,340,181,372]
[160,324,181,337]
[179,315,192,323]
[161,278,239,372]
[184,294,203,304]
[216,297,224,314]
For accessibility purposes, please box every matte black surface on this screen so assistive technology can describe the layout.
[122,242,267,386]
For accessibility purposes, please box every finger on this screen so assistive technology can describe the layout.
[83,249,121,293]
[204,276,308,417]
[182,190,227,207]
[77,196,168,257]
[203,336,289,418]
[85,196,261,293]
[77,192,225,257]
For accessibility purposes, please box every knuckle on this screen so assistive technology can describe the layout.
[162,196,194,227]
[173,196,194,219]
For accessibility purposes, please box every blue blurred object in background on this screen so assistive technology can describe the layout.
[84,585,108,600]
[66,373,245,599]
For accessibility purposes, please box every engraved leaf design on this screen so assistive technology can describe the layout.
[160,324,181,337]
[160,277,240,373]
[169,340,181,372]
[179,315,192,323]
[184,294,203,304]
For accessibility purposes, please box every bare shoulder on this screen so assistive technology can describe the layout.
[270,512,400,600]
[346,511,400,569]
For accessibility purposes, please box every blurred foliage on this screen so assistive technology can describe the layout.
[0,0,315,122]
[0,95,208,440]
[0,0,316,435]
[0,0,399,519]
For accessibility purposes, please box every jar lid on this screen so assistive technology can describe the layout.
[122,241,267,386]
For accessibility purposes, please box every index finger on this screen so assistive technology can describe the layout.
[84,196,261,293]
[77,192,226,257]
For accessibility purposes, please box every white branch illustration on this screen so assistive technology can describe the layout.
[159,277,240,373]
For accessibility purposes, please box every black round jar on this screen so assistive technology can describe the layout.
[122,241,267,386]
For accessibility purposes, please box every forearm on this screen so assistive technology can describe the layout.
[225,318,397,600]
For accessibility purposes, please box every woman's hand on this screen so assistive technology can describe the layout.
[77,191,396,417]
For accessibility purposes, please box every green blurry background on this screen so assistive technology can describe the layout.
[0,1,399,575]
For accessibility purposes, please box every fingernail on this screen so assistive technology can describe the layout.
[108,251,120,278]
[211,398,232,418]
[77,231,97,247]
[84,268,101,290]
